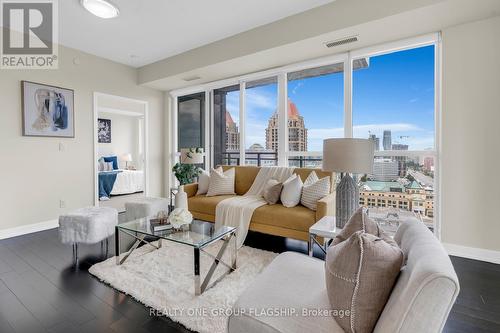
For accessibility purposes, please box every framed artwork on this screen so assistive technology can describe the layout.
[21,81,75,138]
[98,118,112,143]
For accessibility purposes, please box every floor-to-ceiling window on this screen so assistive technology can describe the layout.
[352,45,436,233]
[173,34,439,232]
[244,77,278,166]
[213,85,240,166]
[177,92,205,151]
[286,62,345,167]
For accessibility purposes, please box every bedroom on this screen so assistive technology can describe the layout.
[95,93,148,212]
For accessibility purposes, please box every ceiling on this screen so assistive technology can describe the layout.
[58,0,334,67]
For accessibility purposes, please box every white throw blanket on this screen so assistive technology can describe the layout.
[215,167,294,248]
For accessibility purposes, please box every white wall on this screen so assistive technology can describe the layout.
[98,112,142,170]
[441,15,500,253]
[0,39,165,233]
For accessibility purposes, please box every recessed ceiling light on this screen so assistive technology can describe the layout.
[81,0,119,19]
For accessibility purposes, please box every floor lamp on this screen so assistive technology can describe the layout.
[322,138,375,228]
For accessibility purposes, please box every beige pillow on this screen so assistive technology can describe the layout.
[301,171,331,211]
[325,231,403,333]
[263,179,283,205]
[206,167,236,196]
[332,207,396,247]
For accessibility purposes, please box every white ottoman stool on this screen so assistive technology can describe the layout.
[59,206,118,265]
[125,197,169,221]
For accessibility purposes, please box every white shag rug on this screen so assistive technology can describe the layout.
[89,240,277,333]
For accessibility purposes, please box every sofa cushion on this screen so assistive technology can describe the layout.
[263,179,283,205]
[332,207,396,246]
[207,167,236,196]
[280,174,303,208]
[188,194,236,216]
[252,204,315,232]
[197,167,222,195]
[294,168,334,192]
[301,172,331,211]
[325,231,403,333]
[229,252,343,333]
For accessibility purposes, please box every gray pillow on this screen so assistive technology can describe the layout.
[263,179,283,205]
[325,231,404,333]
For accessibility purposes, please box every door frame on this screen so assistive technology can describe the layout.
[92,92,149,206]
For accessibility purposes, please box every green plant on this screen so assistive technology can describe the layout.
[172,163,201,185]
[172,148,203,185]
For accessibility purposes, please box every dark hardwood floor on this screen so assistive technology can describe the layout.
[0,218,499,333]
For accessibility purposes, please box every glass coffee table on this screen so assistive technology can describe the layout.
[115,218,237,295]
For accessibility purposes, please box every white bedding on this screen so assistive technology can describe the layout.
[110,169,144,195]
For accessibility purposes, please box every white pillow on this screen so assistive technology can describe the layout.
[301,171,331,211]
[197,167,222,195]
[206,167,236,197]
[280,174,303,208]
[106,162,114,171]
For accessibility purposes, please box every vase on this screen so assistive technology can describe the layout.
[175,185,188,209]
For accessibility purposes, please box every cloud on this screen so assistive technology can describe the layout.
[409,98,419,103]
[291,82,303,95]
[246,90,276,110]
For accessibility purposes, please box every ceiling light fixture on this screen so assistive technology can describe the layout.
[81,0,119,19]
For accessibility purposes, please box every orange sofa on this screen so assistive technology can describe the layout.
[184,166,336,241]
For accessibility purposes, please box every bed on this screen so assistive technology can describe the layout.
[99,169,144,200]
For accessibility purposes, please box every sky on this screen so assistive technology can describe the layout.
[225,45,435,151]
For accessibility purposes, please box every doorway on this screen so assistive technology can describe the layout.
[93,93,149,212]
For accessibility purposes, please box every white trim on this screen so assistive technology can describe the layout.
[434,33,443,241]
[204,90,211,170]
[98,107,145,117]
[209,90,215,169]
[278,73,288,166]
[443,243,500,265]
[93,92,149,206]
[344,56,353,138]
[169,53,348,98]
[0,220,59,240]
[239,81,246,165]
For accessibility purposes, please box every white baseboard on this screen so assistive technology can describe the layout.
[0,219,59,240]
[443,243,500,265]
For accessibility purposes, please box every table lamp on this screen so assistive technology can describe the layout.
[322,138,375,228]
[180,148,204,164]
[121,153,132,169]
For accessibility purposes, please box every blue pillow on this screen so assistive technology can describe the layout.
[103,156,118,170]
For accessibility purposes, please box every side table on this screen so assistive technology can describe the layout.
[308,216,341,256]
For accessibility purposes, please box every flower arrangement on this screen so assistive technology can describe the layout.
[168,208,193,229]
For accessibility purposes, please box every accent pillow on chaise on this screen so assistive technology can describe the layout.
[280,174,303,208]
[206,167,236,196]
[301,171,331,211]
[325,231,404,333]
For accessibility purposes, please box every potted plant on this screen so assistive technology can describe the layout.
[172,147,203,185]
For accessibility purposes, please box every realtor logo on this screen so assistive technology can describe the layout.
[1,0,58,69]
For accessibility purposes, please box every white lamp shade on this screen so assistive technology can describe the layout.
[322,138,375,174]
[121,153,132,162]
[180,148,204,164]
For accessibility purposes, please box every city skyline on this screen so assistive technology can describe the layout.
[223,45,435,151]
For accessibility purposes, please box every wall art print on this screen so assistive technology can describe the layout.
[22,81,75,137]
